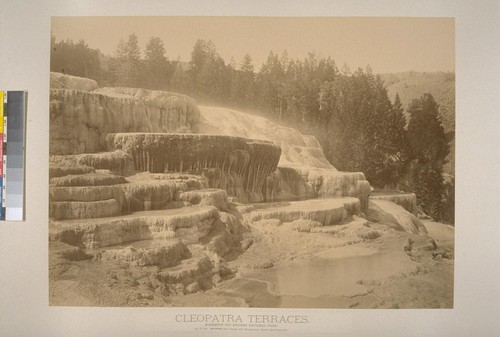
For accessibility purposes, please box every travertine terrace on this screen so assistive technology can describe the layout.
[49,72,454,308]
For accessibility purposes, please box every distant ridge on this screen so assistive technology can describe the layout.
[378,71,455,131]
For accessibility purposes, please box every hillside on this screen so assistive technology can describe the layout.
[379,71,455,176]
[379,71,455,131]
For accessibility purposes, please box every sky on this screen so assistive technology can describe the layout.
[51,16,454,74]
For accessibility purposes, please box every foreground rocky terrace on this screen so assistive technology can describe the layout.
[48,73,454,308]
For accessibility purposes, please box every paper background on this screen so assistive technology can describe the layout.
[1,1,499,336]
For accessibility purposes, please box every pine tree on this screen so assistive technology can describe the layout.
[197,55,231,102]
[407,93,448,164]
[230,54,255,107]
[189,39,217,94]
[240,54,254,73]
[255,51,285,120]
[188,39,231,102]
[111,35,142,87]
[111,38,127,86]
[405,93,451,221]
[143,37,171,90]
[124,33,142,87]
[189,39,217,76]
[389,93,410,182]
[368,80,409,187]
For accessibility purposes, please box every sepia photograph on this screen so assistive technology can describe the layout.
[48,16,455,309]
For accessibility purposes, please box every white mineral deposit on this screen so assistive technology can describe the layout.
[49,72,453,308]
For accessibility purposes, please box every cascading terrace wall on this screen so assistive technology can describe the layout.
[49,86,200,155]
[49,72,373,208]
[107,133,282,202]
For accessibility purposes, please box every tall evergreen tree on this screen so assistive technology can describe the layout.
[111,34,142,87]
[230,54,255,107]
[124,33,142,87]
[363,77,408,187]
[143,37,171,90]
[255,51,286,120]
[407,93,448,164]
[405,93,450,220]
[240,54,254,73]
[110,38,127,86]
[189,39,217,75]
[388,93,411,183]
[188,39,217,94]
[187,39,231,102]
[197,54,231,102]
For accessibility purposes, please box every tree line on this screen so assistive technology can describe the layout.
[50,34,454,223]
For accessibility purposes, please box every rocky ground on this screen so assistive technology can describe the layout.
[150,218,452,309]
[49,192,454,308]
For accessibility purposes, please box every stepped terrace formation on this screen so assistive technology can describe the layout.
[49,73,454,308]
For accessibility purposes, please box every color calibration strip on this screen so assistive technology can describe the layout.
[0,91,26,221]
